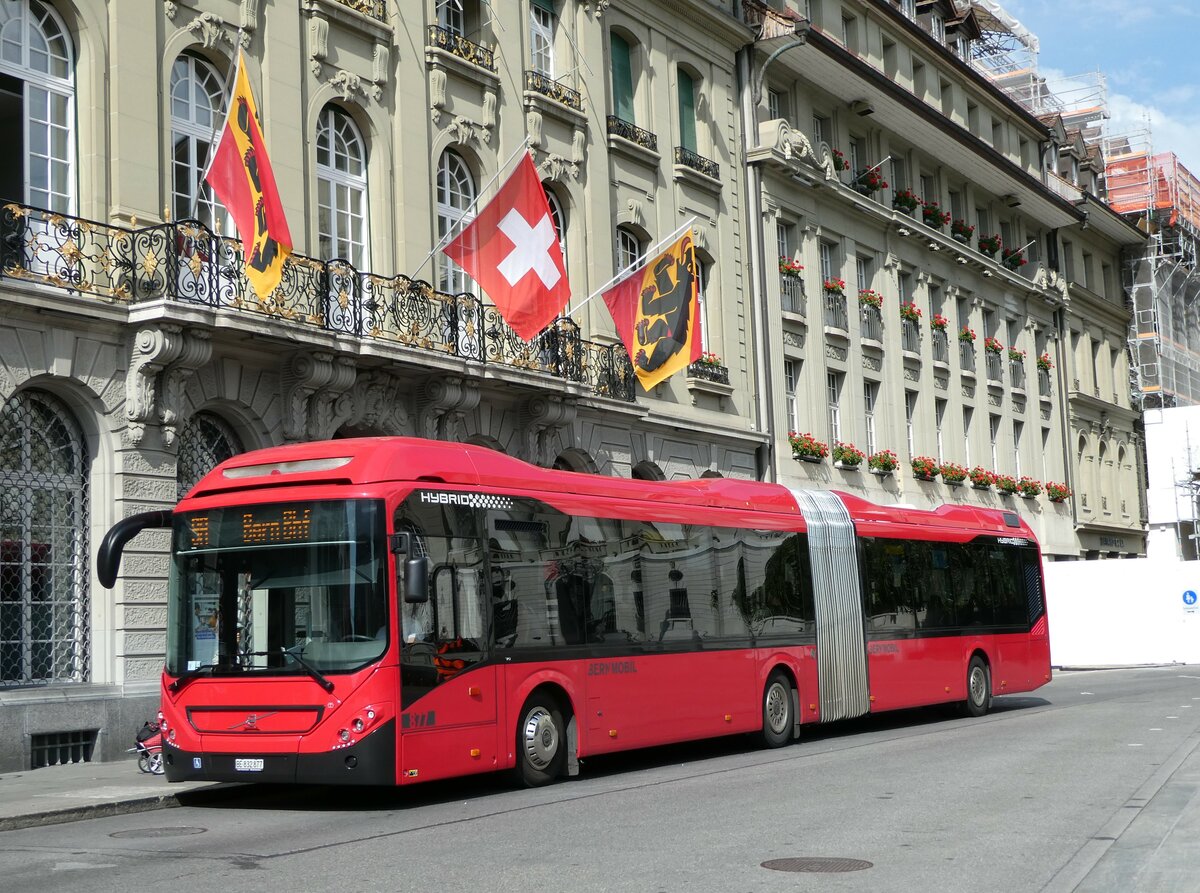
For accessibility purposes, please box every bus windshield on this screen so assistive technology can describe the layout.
[167,499,388,678]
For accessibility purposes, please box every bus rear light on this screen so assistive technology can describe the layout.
[469,748,480,758]
[945,686,951,693]
[609,729,618,738]
[809,704,817,711]
[352,718,364,733]
[339,728,350,742]
[169,728,176,742]
[869,695,876,702]
[468,686,481,696]
[724,714,732,722]
[366,709,376,721]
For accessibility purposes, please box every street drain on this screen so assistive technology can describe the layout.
[762,857,873,873]
[109,827,207,839]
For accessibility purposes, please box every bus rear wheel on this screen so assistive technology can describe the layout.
[760,671,794,748]
[516,693,567,787]
[964,656,991,717]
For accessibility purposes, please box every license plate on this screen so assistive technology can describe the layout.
[234,758,264,772]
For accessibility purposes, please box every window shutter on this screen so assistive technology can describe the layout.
[611,34,633,123]
[677,69,697,153]
[531,0,556,11]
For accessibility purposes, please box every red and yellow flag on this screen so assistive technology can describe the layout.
[601,230,703,391]
[205,51,293,301]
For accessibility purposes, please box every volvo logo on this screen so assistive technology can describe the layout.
[229,711,276,731]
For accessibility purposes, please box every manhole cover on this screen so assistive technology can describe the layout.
[762,857,873,873]
[109,827,207,839]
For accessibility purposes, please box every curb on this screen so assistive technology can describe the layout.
[0,784,241,833]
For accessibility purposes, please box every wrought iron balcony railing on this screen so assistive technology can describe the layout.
[960,341,976,373]
[0,202,635,402]
[824,292,848,331]
[780,274,805,315]
[860,304,883,342]
[525,70,582,111]
[1038,368,1052,397]
[931,328,949,363]
[606,116,658,152]
[687,362,730,385]
[674,146,720,180]
[901,318,921,353]
[427,25,495,71]
[333,0,387,20]
[1010,359,1026,390]
[986,352,1004,382]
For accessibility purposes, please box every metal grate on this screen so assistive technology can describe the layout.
[31,729,98,768]
[176,411,244,499]
[762,858,873,873]
[0,389,90,687]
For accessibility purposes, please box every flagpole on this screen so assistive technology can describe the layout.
[413,138,532,281]
[567,216,697,315]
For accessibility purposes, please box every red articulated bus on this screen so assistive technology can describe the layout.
[97,436,1051,787]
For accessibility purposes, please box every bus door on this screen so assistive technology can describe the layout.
[394,497,497,783]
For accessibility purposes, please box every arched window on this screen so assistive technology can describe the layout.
[544,185,566,267]
[0,0,75,212]
[615,225,643,276]
[316,105,369,268]
[170,53,226,228]
[436,149,476,293]
[0,389,89,685]
[176,411,244,499]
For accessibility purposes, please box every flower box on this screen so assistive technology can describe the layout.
[994,474,1018,495]
[968,467,995,489]
[899,302,922,323]
[858,289,883,309]
[893,189,920,214]
[911,455,939,480]
[959,325,977,343]
[823,278,846,296]
[789,431,829,462]
[921,201,951,229]
[977,234,1001,257]
[832,441,865,469]
[1046,481,1072,502]
[779,257,804,278]
[1037,352,1053,372]
[868,449,899,474]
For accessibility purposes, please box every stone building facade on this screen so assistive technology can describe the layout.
[0,0,1145,770]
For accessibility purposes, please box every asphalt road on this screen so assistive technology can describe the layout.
[2,666,1199,892]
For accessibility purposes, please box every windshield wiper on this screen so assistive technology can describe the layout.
[282,647,335,693]
[167,664,216,694]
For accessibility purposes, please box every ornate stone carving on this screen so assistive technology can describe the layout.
[187,12,233,49]
[825,344,847,361]
[372,42,390,101]
[572,128,585,164]
[163,0,178,20]
[582,0,611,17]
[962,384,976,398]
[934,375,948,391]
[309,16,329,77]
[429,68,447,124]
[343,371,410,434]
[125,325,212,446]
[449,115,480,147]
[280,352,357,442]
[625,198,644,229]
[240,0,260,33]
[904,367,920,382]
[988,393,1002,407]
[538,152,578,182]
[862,355,881,372]
[482,88,497,133]
[329,68,365,101]
[416,376,479,442]
[526,109,543,148]
[518,395,578,466]
[692,225,708,253]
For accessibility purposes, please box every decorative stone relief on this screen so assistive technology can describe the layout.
[1014,397,1025,415]
[1041,405,1052,421]
[482,89,497,132]
[988,393,1002,407]
[343,371,411,434]
[239,0,259,46]
[518,395,578,466]
[582,0,611,17]
[962,384,976,398]
[280,352,357,442]
[934,375,948,391]
[572,128,585,164]
[187,12,233,49]
[329,68,365,102]
[862,355,881,372]
[538,153,578,182]
[904,367,920,382]
[309,16,329,77]
[372,42,389,101]
[449,115,480,147]
[527,109,543,149]
[163,0,178,20]
[429,69,447,124]
[825,344,847,362]
[125,325,212,446]
[417,376,479,441]
[692,226,708,253]
[625,198,644,229]
[783,330,804,349]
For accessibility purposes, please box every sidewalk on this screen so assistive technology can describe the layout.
[0,758,232,832]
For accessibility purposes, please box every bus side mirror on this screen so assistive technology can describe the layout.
[403,557,429,604]
[97,510,172,588]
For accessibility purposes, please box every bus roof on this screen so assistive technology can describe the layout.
[185,436,1036,539]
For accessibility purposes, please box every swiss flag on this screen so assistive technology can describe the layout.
[443,152,570,341]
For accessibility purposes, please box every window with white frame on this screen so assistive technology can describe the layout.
[935,398,946,462]
[863,380,878,456]
[856,255,871,292]
[819,241,834,284]
[812,113,830,148]
[767,88,789,122]
[776,222,794,263]
[530,0,555,77]
[0,0,75,212]
[827,372,842,443]
[316,106,369,268]
[989,413,1001,469]
[615,225,643,275]
[785,360,801,434]
[437,0,465,35]
[963,406,973,466]
[930,12,945,43]
[436,149,476,293]
[905,390,917,458]
[170,54,226,229]
[901,0,916,20]
[1013,420,1023,477]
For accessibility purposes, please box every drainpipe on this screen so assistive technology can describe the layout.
[1053,305,1079,539]
[737,47,775,482]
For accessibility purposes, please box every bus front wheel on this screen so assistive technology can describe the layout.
[760,671,794,748]
[516,693,567,787]
[964,656,991,717]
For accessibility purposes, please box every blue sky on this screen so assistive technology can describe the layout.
[1001,1,1200,175]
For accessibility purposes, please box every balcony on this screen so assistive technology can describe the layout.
[986,352,1003,382]
[1010,359,1026,391]
[606,116,657,152]
[1039,368,1052,397]
[824,292,849,332]
[780,275,805,316]
[427,25,495,72]
[0,202,636,402]
[901,318,921,354]
[960,342,976,375]
[331,0,387,19]
[860,304,883,343]
[686,361,730,385]
[931,329,949,364]
[525,70,582,111]
[674,146,720,180]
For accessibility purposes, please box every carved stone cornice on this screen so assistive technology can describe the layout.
[416,376,479,442]
[281,352,357,442]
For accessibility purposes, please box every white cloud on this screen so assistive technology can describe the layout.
[1107,93,1200,178]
